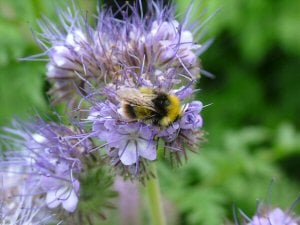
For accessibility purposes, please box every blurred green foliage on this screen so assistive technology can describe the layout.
[160,124,300,224]
[0,0,300,225]
[0,1,45,123]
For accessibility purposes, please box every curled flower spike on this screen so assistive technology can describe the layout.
[37,8,97,107]
[28,1,210,111]
[1,0,212,224]
[246,208,299,225]
[0,196,53,225]
[0,183,54,225]
[86,85,204,176]
[24,0,209,178]
[74,1,208,177]
[0,118,90,213]
[234,192,300,225]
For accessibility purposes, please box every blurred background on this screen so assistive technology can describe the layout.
[0,0,300,224]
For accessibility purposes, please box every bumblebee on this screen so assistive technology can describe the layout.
[117,87,181,127]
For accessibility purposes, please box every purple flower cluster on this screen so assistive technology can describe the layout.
[67,2,207,173]
[1,0,208,221]
[246,208,299,225]
[235,196,300,225]
[0,119,89,214]
[0,184,54,225]
[35,2,208,107]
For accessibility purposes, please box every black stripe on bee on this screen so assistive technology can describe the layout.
[152,92,170,116]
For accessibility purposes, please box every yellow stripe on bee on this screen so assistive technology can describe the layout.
[135,106,153,119]
[160,94,181,127]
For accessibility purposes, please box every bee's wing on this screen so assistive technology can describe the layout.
[117,88,156,111]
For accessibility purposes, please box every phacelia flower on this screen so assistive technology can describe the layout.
[86,83,204,175]
[66,1,209,176]
[35,8,103,107]
[30,1,210,111]
[0,118,90,213]
[0,175,54,225]
[246,208,299,225]
[179,101,203,129]
[0,183,54,225]
[28,1,209,177]
[106,124,157,166]
[235,194,300,225]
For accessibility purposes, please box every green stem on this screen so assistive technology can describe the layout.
[146,162,167,225]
